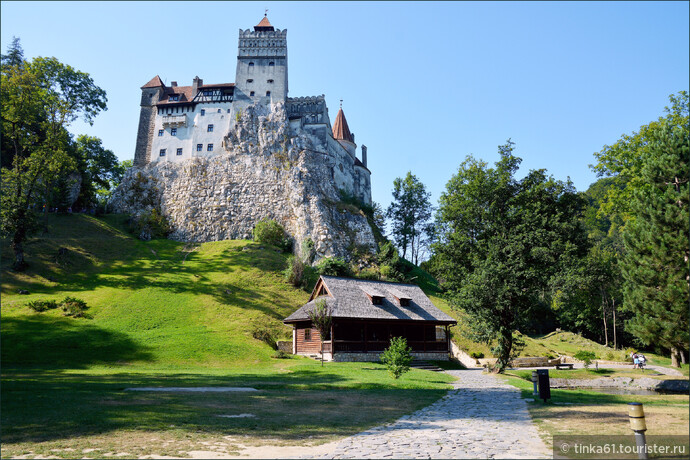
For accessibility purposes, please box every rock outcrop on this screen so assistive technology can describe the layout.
[111,102,377,261]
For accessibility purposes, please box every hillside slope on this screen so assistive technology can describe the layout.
[1,214,308,369]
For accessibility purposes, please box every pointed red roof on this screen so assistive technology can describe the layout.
[141,75,164,89]
[254,16,274,31]
[332,108,353,143]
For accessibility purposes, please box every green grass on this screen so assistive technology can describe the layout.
[1,214,457,458]
[506,368,683,381]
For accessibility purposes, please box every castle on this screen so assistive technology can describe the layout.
[114,15,377,260]
[132,14,371,206]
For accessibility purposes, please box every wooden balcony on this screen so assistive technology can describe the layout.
[162,114,187,127]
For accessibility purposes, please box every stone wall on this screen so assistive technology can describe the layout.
[331,352,450,363]
[112,102,376,261]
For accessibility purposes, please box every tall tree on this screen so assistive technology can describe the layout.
[73,134,119,208]
[619,120,689,367]
[433,141,587,371]
[1,40,107,269]
[308,299,332,367]
[386,172,432,264]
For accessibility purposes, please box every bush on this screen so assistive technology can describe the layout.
[271,350,291,359]
[253,219,284,246]
[380,337,413,379]
[251,324,279,350]
[128,209,171,241]
[27,299,59,312]
[301,238,315,264]
[60,296,88,318]
[574,350,597,369]
[284,255,305,287]
[316,257,352,277]
[624,347,635,362]
[470,352,485,359]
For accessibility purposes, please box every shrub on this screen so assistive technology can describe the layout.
[380,337,413,379]
[253,219,292,251]
[301,238,315,264]
[27,299,59,312]
[470,352,485,359]
[604,351,616,361]
[251,324,279,350]
[316,257,352,277]
[271,350,291,359]
[60,296,89,318]
[128,209,171,241]
[284,255,305,287]
[574,350,597,369]
[624,347,635,362]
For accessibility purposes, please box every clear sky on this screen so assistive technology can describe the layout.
[2,1,688,212]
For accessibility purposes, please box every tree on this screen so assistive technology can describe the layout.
[1,39,107,269]
[619,120,689,367]
[433,140,587,372]
[307,298,332,367]
[386,172,433,264]
[381,337,413,379]
[1,37,24,69]
[73,134,119,208]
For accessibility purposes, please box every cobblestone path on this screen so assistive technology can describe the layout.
[314,369,550,459]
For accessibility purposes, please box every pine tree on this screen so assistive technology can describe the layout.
[621,120,689,367]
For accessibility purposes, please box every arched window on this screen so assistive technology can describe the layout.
[248,62,254,66]
[268,61,275,66]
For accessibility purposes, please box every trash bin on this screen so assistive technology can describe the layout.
[537,369,551,402]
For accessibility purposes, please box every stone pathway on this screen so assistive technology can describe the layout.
[311,369,550,459]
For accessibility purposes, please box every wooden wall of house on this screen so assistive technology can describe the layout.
[295,327,323,354]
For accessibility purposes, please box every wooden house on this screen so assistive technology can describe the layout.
[283,276,457,361]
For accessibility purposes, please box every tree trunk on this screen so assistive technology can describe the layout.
[12,238,27,271]
[602,304,609,347]
[612,298,617,350]
[671,347,681,368]
[681,350,687,365]
[495,328,513,373]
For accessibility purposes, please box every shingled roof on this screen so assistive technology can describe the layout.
[284,276,457,324]
[332,108,353,143]
[141,75,164,89]
[255,15,274,31]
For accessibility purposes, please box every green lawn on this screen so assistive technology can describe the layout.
[1,214,456,458]
[506,368,686,381]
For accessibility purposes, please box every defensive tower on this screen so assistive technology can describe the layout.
[234,14,288,113]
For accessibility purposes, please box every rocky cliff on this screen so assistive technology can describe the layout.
[110,102,377,261]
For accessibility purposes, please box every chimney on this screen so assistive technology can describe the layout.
[361,145,367,168]
[171,81,178,87]
[192,76,203,94]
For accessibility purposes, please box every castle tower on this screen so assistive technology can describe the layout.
[134,75,165,166]
[234,15,288,112]
[332,106,356,159]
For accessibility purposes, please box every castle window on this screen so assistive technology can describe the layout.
[248,62,254,66]
[201,109,205,116]
[227,109,231,113]
[207,124,214,132]
[158,129,164,137]
[246,79,253,83]
[269,61,275,66]
[159,149,166,156]
[176,148,183,156]
[250,91,255,97]
[266,91,271,96]
[217,109,221,113]
[171,128,177,136]
[169,95,180,101]
[196,144,203,152]
[267,79,274,84]
[207,144,213,151]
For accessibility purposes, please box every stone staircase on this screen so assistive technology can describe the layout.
[410,360,444,372]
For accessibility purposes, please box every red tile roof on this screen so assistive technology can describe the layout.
[157,85,194,105]
[141,75,164,89]
[255,16,274,31]
[332,108,353,142]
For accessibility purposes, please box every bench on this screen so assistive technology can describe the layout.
[555,363,574,370]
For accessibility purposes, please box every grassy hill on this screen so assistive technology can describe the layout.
[2,213,306,369]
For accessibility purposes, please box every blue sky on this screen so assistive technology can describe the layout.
[2,1,688,213]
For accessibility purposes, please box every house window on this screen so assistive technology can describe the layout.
[203,90,213,96]
[304,328,311,341]
[207,144,213,151]
[267,79,274,83]
[269,61,275,66]
[207,124,214,133]
[201,109,205,116]
[171,128,177,136]
[169,95,180,101]
[400,298,410,307]
[246,79,253,83]
[158,129,164,137]
[196,144,203,152]
[250,91,255,96]
[176,148,183,156]
[159,149,166,156]
[266,91,271,96]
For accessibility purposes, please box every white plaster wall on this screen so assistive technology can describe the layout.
[150,102,233,164]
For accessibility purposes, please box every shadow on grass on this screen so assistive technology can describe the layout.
[1,368,449,444]
[1,316,153,368]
